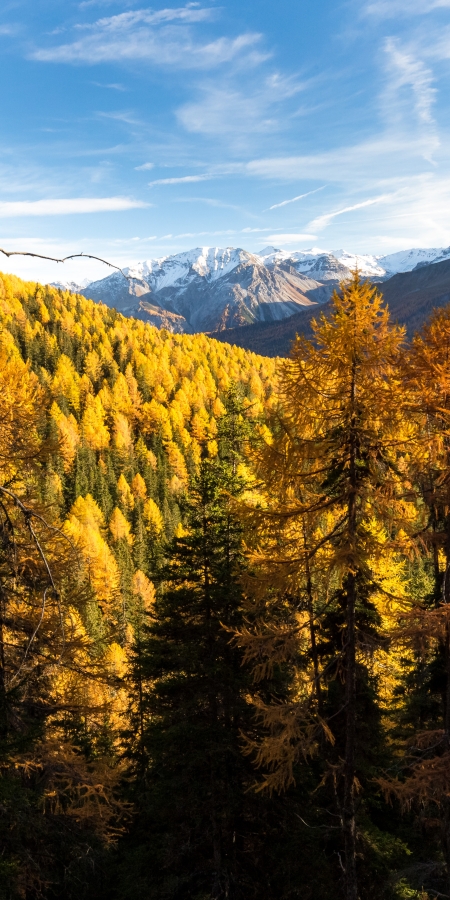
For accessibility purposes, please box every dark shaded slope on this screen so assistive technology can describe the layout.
[213,259,450,357]
[80,261,333,334]
[210,302,329,357]
[380,258,450,333]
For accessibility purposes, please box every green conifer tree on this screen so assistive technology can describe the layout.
[120,394,275,899]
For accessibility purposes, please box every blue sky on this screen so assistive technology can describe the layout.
[1,0,450,282]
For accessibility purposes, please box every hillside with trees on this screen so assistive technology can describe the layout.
[2,269,450,900]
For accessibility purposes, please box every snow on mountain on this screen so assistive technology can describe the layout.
[79,246,333,334]
[259,245,450,279]
[50,278,91,293]
[125,246,251,293]
[257,246,386,279]
[378,247,450,275]
[48,243,450,335]
[332,250,386,279]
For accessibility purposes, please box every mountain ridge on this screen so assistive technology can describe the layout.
[213,257,450,357]
[50,243,450,339]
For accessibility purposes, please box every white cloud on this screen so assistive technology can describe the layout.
[245,132,440,183]
[0,197,148,217]
[178,74,303,137]
[98,110,144,125]
[308,196,391,232]
[78,7,214,29]
[174,196,249,212]
[135,162,154,170]
[91,81,127,90]
[365,0,450,17]
[79,0,125,7]
[148,174,212,185]
[32,6,262,70]
[383,37,436,127]
[266,233,317,243]
[426,25,450,60]
[268,185,327,210]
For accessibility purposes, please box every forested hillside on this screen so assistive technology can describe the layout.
[0,272,276,898]
[3,270,450,900]
[1,270,275,531]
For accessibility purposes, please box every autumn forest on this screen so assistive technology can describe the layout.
[3,269,450,900]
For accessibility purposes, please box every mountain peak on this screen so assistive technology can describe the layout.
[51,243,449,336]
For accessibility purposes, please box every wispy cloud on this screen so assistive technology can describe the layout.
[265,233,317,243]
[174,197,248,213]
[79,0,141,7]
[148,174,212,185]
[77,7,214,29]
[0,197,148,216]
[307,195,392,232]
[32,6,262,70]
[365,0,450,18]
[98,110,144,125]
[178,73,303,137]
[135,162,154,170]
[91,81,127,90]
[154,226,274,240]
[383,37,436,127]
[268,185,327,210]
[245,132,439,183]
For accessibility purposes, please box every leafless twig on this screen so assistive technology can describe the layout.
[0,248,139,283]
[0,484,82,681]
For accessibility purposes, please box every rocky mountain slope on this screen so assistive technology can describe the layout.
[65,248,334,333]
[51,243,450,337]
[214,257,450,357]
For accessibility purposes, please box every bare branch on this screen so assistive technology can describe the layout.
[0,248,139,284]
[0,484,78,679]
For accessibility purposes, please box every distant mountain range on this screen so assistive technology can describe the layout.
[51,244,450,336]
[213,257,450,357]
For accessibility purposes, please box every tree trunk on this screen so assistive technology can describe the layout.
[343,352,359,900]
[0,587,7,740]
[343,569,358,900]
[302,519,323,716]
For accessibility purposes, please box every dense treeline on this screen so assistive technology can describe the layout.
[2,269,450,899]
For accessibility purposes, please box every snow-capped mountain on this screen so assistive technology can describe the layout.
[51,277,92,293]
[50,244,450,335]
[258,247,387,280]
[378,247,450,275]
[72,247,333,334]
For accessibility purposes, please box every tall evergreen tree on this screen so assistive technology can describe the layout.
[120,393,276,899]
[381,305,450,897]
[236,275,416,900]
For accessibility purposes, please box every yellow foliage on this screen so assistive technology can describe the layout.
[132,570,156,610]
[131,472,147,499]
[166,441,188,482]
[0,346,45,483]
[64,495,120,606]
[117,473,134,509]
[174,522,188,538]
[113,413,133,451]
[52,354,80,411]
[143,497,164,534]
[105,642,128,679]
[51,402,80,470]
[84,349,103,383]
[81,395,110,450]
[109,507,133,545]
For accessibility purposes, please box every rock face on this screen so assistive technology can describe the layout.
[74,248,335,334]
[212,257,450,357]
[50,243,450,336]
